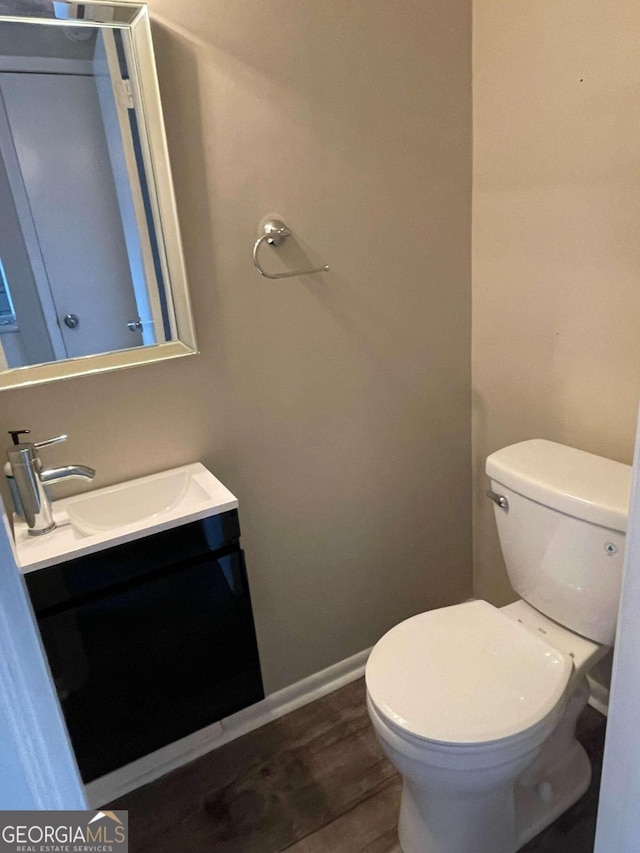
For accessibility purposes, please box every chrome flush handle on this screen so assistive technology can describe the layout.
[486,490,509,510]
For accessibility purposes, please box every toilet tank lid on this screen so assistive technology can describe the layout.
[486,440,631,533]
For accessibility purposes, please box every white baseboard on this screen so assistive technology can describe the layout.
[86,646,372,807]
[587,674,610,717]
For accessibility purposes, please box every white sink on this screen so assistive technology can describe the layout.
[14,463,238,574]
[66,469,210,537]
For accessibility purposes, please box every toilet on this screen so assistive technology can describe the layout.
[366,439,631,853]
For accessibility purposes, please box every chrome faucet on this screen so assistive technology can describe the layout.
[6,430,95,536]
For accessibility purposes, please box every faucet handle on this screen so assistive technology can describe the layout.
[34,434,68,450]
[8,429,30,445]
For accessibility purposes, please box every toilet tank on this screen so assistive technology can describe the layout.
[486,440,632,646]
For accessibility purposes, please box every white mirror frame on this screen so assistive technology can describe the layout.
[0,2,197,392]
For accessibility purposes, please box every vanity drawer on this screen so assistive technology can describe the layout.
[35,546,264,781]
[27,509,241,613]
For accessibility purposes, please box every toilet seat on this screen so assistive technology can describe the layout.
[366,600,573,746]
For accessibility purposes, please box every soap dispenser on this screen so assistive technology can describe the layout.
[4,429,30,521]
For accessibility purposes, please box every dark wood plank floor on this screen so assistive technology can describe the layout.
[109,678,606,853]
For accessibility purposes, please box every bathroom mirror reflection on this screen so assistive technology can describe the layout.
[0,0,196,390]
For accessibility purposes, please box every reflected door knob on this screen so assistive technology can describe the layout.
[127,320,143,332]
[63,313,79,329]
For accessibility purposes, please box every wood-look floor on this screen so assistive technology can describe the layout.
[109,678,606,853]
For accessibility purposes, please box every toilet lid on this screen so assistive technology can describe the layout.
[366,600,573,745]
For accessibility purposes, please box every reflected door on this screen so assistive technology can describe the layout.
[0,72,143,357]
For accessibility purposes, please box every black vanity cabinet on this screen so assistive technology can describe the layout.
[25,510,264,782]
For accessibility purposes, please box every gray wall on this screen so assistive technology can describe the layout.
[0,0,473,694]
[473,0,640,606]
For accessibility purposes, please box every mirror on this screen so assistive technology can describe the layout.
[0,1,196,391]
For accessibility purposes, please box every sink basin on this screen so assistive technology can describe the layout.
[66,469,210,537]
[13,462,238,574]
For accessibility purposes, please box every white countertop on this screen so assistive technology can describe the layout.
[14,462,238,574]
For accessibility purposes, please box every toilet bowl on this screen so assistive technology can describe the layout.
[366,599,605,853]
[366,440,631,853]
